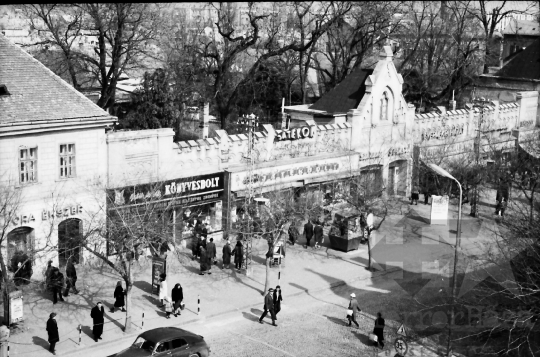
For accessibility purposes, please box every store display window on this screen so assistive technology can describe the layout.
[173,201,222,240]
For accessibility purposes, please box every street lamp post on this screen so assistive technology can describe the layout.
[426,163,462,357]
[237,114,259,275]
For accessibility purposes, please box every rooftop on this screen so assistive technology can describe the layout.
[496,38,540,80]
[309,67,374,114]
[0,35,114,125]
[503,19,540,36]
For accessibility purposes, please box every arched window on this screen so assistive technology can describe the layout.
[380,92,389,120]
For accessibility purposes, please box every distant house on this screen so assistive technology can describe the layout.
[502,19,540,60]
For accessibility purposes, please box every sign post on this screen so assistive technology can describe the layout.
[430,195,449,225]
[151,257,166,296]
[2,291,23,325]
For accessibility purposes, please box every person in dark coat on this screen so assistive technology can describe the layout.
[206,237,217,265]
[64,257,78,297]
[373,312,385,348]
[233,240,243,271]
[91,302,105,342]
[171,283,183,317]
[51,268,65,304]
[201,222,208,239]
[303,219,314,248]
[411,185,419,205]
[199,246,208,275]
[110,281,125,313]
[347,293,361,327]
[288,223,299,245]
[47,312,59,355]
[192,233,202,260]
[206,242,213,274]
[258,288,277,326]
[222,239,232,269]
[314,222,324,249]
[273,285,283,319]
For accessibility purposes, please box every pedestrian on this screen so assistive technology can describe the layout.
[64,257,78,297]
[304,219,314,248]
[199,246,208,275]
[171,283,183,317]
[206,237,217,265]
[373,312,385,348]
[273,285,283,319]
[51,268,65,304]
[366,209,374,238]
[258,288,277,326]
[44,260,54,291]
[500,198,507,217]
[411,185,419,205]
[233,240,243,271]
[288,222,299,245]
[90,302,105,342]
[192,233,202,260]
[206,242,213,274]
[495,199,502,215]
[347,293,361,327]
[46,312,59,355]
[222,239,232,269]
[423,188,430,205]
[110,281,126,313]
[314,221,324,249]
[163,296,173,319]
[201,222,209,240]
[159,273,168,306]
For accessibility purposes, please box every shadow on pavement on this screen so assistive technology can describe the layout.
[354,331,377,347]
[324,314,347,327]
[133,281,153,294]
[250,308,263,315]
[141,294,158,306]
[289,282,345,309]
[32,336,49,349]
[242,311,260,322]
[81,325,94,339]
[183,265,201,275]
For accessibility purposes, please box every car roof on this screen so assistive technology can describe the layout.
[139,327,198,343]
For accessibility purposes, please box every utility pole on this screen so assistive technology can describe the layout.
[471,88,490,217]
[237,114,259,275]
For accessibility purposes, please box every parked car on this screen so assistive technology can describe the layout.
[113,327,211,357]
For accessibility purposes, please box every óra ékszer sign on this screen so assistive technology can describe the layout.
[108,172,224,208]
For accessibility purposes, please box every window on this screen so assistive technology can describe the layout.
[380,92,389,120]
[155,342,170,353]
[19,147,37,184]
[60,144,76,178]
[171,338,188,349]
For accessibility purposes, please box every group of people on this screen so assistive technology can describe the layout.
[158,274,184,318]
[258,285,283,326]
[287,219,324,249]
[45,257,79,305]
[192,235,218,275]
[347,293,386,349]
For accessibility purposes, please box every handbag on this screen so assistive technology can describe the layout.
[369,333,378,342]
[180,302,185,310]
[346,309,353,316]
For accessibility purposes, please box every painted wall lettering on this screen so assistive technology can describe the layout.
[275,125,316,142]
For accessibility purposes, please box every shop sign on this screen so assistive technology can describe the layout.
[359,151,383,161]
[430,195,449,225]
[275,125,316,142]
[388,145,411,157]
[11,205,83,226]
[110,172,225,207]
[519,120,534,128]
[421,124,464,141]
[241,162,340,185]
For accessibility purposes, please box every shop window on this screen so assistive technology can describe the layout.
[19,147,38,184]
[380,92,388,120]
[179,201,222,240]
[7,227,35,262]
[58,218,82,266]
[59,144,76,178]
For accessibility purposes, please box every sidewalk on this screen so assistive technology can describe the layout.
[5,192,499,357]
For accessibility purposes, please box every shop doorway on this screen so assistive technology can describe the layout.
[388,160,408,196]
[58,218,82,267]
[7,226,35,264]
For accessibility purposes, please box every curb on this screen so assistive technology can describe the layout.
[54,266,401,356]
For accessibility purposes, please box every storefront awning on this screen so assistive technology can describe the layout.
[303,171,357,185]
[235,180,305,198]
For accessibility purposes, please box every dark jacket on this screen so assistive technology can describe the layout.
[304,221,314,239]
[314,224,324,241]
[66,262,77,280]
[206,242,216,259]
[114,286,125,307]
[373,317,385,341]
[172,286,183,302]
[53,272,65,289]
[201,226,208,239]
[199,247,207,270]
[222,243,232,264]
[47,318,59,343]
[273,290,283,312]
[233,242,243,264]
[348,298,361,320]
[91,305,105,324]
[264,292,274,310]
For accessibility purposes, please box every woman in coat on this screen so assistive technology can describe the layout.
[158,274,168,307]
[91,302,105,342]
[222,240,232,269]
[47,312,59,354]
[373,312,385,348]
[273,285,283,318]
[171,283,183,317]
[111,281,125,313]
[199,246,207,275]
[163,296,173,319]
[233,240,243,271]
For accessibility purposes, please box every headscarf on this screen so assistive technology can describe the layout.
[116,281,122,287]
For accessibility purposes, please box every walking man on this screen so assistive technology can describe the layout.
[347,293,361,327]
[314,221,324,249]
[64,257,78,297]
[222,239,232,269]
[91,302,105,342]
[258,288,277,326]
[233,240,243,271]
[304,219,314,248]
[288,222,299,245]
[51,268,65,304]
[46,312,59,355]
[206,237,217,266]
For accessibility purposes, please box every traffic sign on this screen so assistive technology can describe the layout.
[394,337,408,356]
[397,323,407,337]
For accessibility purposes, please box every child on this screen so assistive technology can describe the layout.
[164,296,173,319]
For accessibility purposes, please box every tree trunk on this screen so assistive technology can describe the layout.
[124,262,133,332]
[367,231,372,271]
[263,257,271,295]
